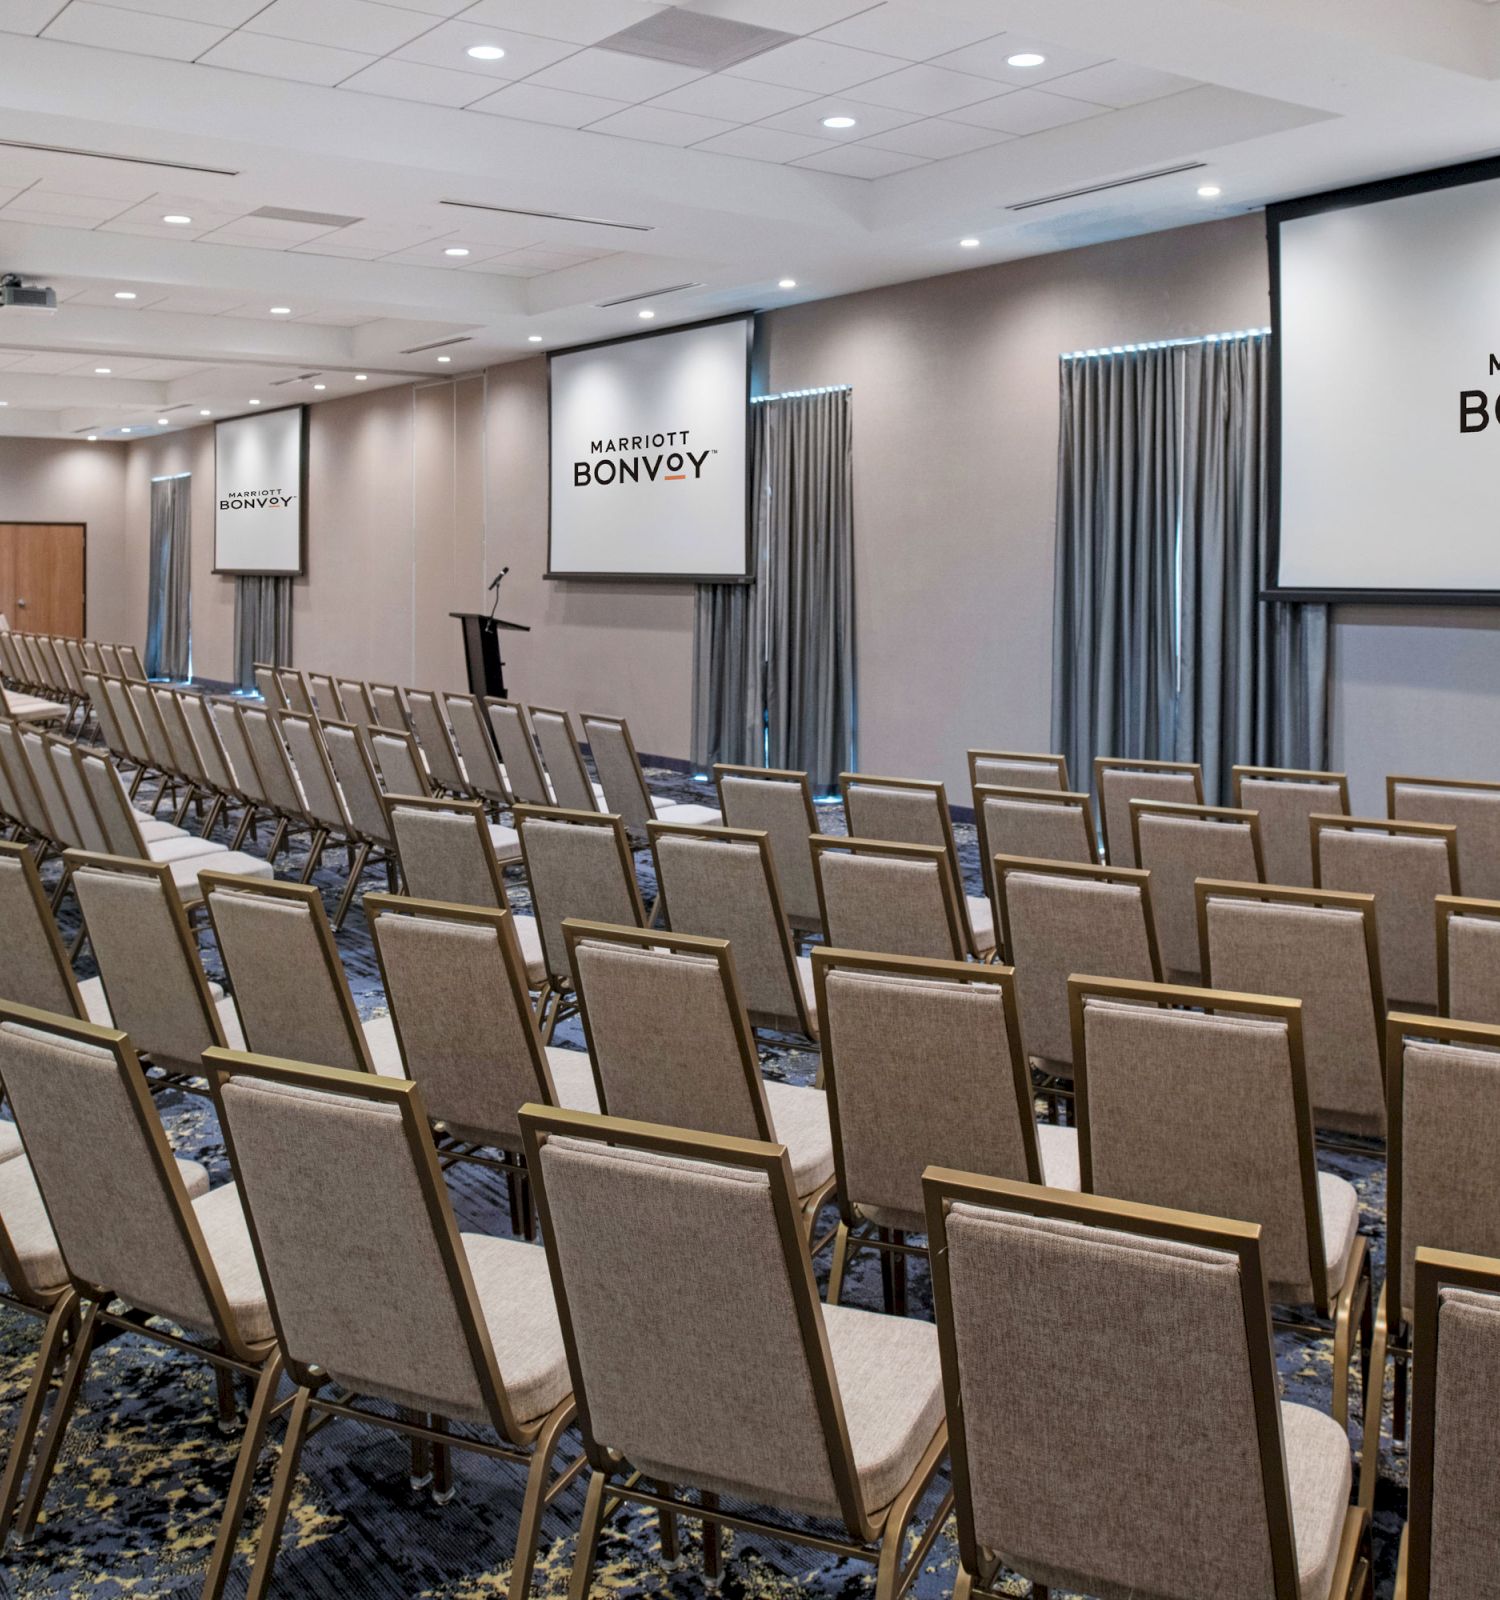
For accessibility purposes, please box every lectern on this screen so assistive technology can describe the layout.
[450,611,529,700]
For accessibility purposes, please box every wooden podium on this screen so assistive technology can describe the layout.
[451,611,529,699]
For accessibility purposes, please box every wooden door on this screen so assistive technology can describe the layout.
[0,524,85,636]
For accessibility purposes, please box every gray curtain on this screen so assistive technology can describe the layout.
[145,476,191,679]
[692,388,855,794]
[234,576,293,691]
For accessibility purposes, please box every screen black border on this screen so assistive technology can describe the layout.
[211,402,309,578]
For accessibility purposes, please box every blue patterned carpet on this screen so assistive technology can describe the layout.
[0,762,1402,1599]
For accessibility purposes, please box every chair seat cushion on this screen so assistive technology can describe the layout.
[763,1081,835,1199]
[190,1182,275,1346]
[488,822,522,866]
[1036,1123,1081,1191]
[359,1012,407,1078]
[0,1118,23,1163]
[135,816,186,844]
[462,1232,571,1425]
[545,1046,599,1113]
[1282,1400,1353,1600]
[167,849,275,903]
[512,914,546,987]
[794,957,819,1036]
[822,1303,945,1514]
[651,800,723,828]
[78,975,112,1026]
[147,836,225,864]
[966,894,997,957]
[1317,1171,1361,1290]
[3,691,67,722]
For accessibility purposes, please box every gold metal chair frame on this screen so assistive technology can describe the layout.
[1434,892,1500,1017]
[1310,813,1461,894]
[528,706,599,817]
[485,699,552,808]
[966,747,1070,799]
[973,784,1101,915]
[1091,755,1204,865]
[1234,763,1350,810]
[712,762,824,938]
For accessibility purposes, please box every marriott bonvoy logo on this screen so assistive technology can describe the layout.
[220,487,298,511]
[572,428,713,487]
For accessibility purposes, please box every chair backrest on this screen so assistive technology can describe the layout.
[102,675,151,767]
[530,706,598,814]
[76,745,149,857]
[650,822,812,1034]
[1232,766,1349,888]
[275,668,315,715]
[443,691,509,806]
[967,748,1069,795]
[80,639,105,674]
[306,672,343,719]
[1073,976,1327,1307]
[486,699,550,805]
[1438,894,1500,1022]
[578,712,656,838]
[973,785,1099,910]
[1093,757,1203,867]
[127,680,179,774]
[514,806,644,985]
[367,682,410,731]
[60,638,88,697]
[320,719,391,846]
[0,719,26,829]
[0,1004,250,1356]
[993,857,1161,1071]
[44,734,111,854]
[1312,815,1459,1010]
[0,719,61,841]
[369,726,431,801]
[21,726,80,846]
[277,710,348,832]
[815,949,1040,1232]
[118,643,146,682]
[924,1172,1304,1600]
[521,1107,870,1532]
[368,895,555,1150]
[0,841,85,1016]
[385,794,505,910]
[253,663,281,706]
[812,836,967,962]
[175,689,237,794]
[1131,800,1264,979]
[238,702,306,817]
[206,1052,522,1435]
[82,671,126,758]
[336,678,377,728]
[208,696,263,802]
[1407,1247,1500,1600]
[1385,1013,1500,1323]
[1200,880,1386,1138]
[69,852,228,1076]
[567,921,773,1141]
[406,688,469,796]
[202,873,373,1073]
[714,764,822,932]
[98,642,124,678]
[153,687,206,785]
[1389,774,1500,901]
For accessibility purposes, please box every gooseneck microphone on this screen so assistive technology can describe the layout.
[488,565,510,591]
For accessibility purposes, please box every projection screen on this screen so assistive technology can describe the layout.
[547,315,751,580]
[213,405,307,576]
[1270,156,1500,600]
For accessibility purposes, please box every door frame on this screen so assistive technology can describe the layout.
[0,522,87,635]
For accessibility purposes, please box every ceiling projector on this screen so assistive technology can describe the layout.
[0,275,58,314]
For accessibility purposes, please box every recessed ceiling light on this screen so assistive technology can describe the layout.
[0,400,7,407]
[778,277,797,289]
[355,373,367,380]
[313,383,326,390]
[114,291,136,300]
[94,367,112,374]
[528,335,543,342]
[121,427,132,434]
[1197,183,1222,198]
[1006,51,1046,67]
[467,44,505,60]
[821,115,856,129]
[157,417,168,425]
[162,214,192,225]
[959,237,980,248]
[437,355,452,363]
[444,247,470,257]
[269,306,292,315]
[87,434,97,441]
[200,409,211,416]
[249,398,261,405]
[638,309,655,320]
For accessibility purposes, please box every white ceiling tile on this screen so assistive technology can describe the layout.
[0,190,136,222]
[812,6,1003,60]
[391,18,578,76]
[340,57,502,106]
[758,97,919,139]
[929,36,1109,86]
[79,0,268,22]
[502,244,599,267]
[377,238,510,265]
[145,291,250,314]
[197,30,377,83]
[96,195,247,237]
[680,124,835,162]
[292,310,376,325]
[375,0,473,12]
[862,117,1011,159]
[466,81,629,126]
[1047,60,1197,107]
[63,285,173,308]
[681,0,873,32]
[457,0,667,45]
[31,172,159,201]
[723,37,905,92]
[469,259,547,276]
[645,74,814,120]
[41,1,229,59]
[846,62,1005,115]
[0,1,69,35]
[949,87,1106,135]
[243,0,436,53]
[290,239,388,258]
[793,144,927,177]
[524,46,705,99]
[199,215,342,245]
[585,104,739,145]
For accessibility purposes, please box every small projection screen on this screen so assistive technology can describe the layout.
[1270,156,1500,600]
[213,405,307,576]
[547,315,751,580]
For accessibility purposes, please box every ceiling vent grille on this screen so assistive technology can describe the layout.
[248,206,363,228]
[596,9,793,70]
[1006,160,1207,211]
[596,281,702,307]
[399,334,473,355]
[440,199,652,233]
[0,137,238,176]
[269,372,322,387]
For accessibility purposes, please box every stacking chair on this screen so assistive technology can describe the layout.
[81,672,143,795]
[972,785,1099,914]
[923,1171,1371,1600]
[208,695,280,851]
[1199,880,1386,1140]
[97,641,125,679]
[713,764,823,936]
[1312,814,1459,1010]
[0,1004,275,1588]
[45,733,182,857]
[1070,976,1372,1430]
[305,671,343,718]
[1093,756,1203,867]
[368,723,433,803]
[368,680,410,730]
[966,747,1069,795]
[1401,1246,1500,1599]
[130,681,198,821]
[79,639,105,676]
[273,667,314,715]
[812,837,969,964]
[118,643,147,682]
[0,840,107,1023]
[1436,894,1500,1022]
[277,709,357,885]
[0,719,68,855]
[529,706,600,814]
[335,677,376,728]
[841,773,994,959]
[237,701,317,865]
[487,699,553,806]
[813,949,1078,1309]
[406,687,472,798]
[319,717,400,922]
[521,1106,952,1600]
[650,821,818,1039]
[1234,766,1350,887]
[201,872,401,1074]
[156,688,228,835]
[1131,798,1264,983]
[579,712,720,841]
[384,792,531,925]
[1388,773,1500,900]
[1359,1013,1500,1513]
[443,690,512,811]
[252,662,280,705]
[174,689,245,838]
[101,675,165,804]
[203,1052,580,1600]
[566,920,833,1233]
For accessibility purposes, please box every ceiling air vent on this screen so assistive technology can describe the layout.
[596,8,793,70]
[440,199,652,233]
[1006,160,1207,212]
[399,335,473,355]
[596,282,702,308]
[269,372,322,387]
[0,138,237,176]
[248,206,363,229]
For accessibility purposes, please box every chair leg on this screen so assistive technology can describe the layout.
[230,806,257,853]
[655,1479,680,1570]
[506,1399,576,1600]
[298,829,328,885]
[13,1298,99,1540]
[1358,1284,1390,1513]
[214,1364,241,1435]
[1393,1343,1409,1445]
[701,1490,722,1585]
[199,794,225,838]
[1331,1240,1371,1432]
[430,1415,454,1506]
[566,1469,609,1600]
[243,1385,314,1600]
[0,1291,78,1545]
[265,818,289,865]
[330,842,370,931]
[826,1222,850,1305]
[199,1352,284,1600]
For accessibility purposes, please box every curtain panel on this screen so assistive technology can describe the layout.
[234,576,293,692]
[145,475,192,680]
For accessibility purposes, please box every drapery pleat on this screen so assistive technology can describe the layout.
[234,576,293,691]
[145,476,192,679]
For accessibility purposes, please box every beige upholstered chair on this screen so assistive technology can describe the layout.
[812,836,969,964]
[813,948,1078,1308]
[443,691,512,810]
[207,695,279,850]
[1199,880,1386,1140]
[201,872,403,1075]
[486,699,553,806]
[1437,894,1500,1022]
[367,680,410,731]
[1234,765,1350,888]
[336,677,377,728]
[99,675,158,799]
[1093,756,1204,868]
[967,747,1069,796]
[253,663,281,706]
[97,641,125,679]
[840,773,994,959]
[714,763,823,935]
[1312,815,1459,1011]
[973,786,1100,912]
[520,1106,952,1600]
[1401,1246,1500,1600]
[1070,976,1372,1429]
[277,708,356,887]
[117,643,147,682]
[0,840,106,1022]
[529,706,599,814]
[0,1003,274,1593]
[273,667,315,715]
[992,855,1160,1092]
[567,920,833,1232]
[406,688,471,798]
[319,717,400,921]
[1131,798,1264,982]
[369,723,432,804]
[650,821,818,1039]
[80,671,138,789]
[204,1051,579,1600]
[306,672,343,719]
[1359,1014,1500,1513]
[158,689,230,836]
[1388,773,1500,901]
[0,719,71,853]
[128,680,194,818]
[923,1171,1371,1600]
[236,702,315,866]
[579,712,720,841]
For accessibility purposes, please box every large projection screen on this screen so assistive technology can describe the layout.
[1270,157,1500,601]
[548,316,751,580]
[213,406,307,576]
